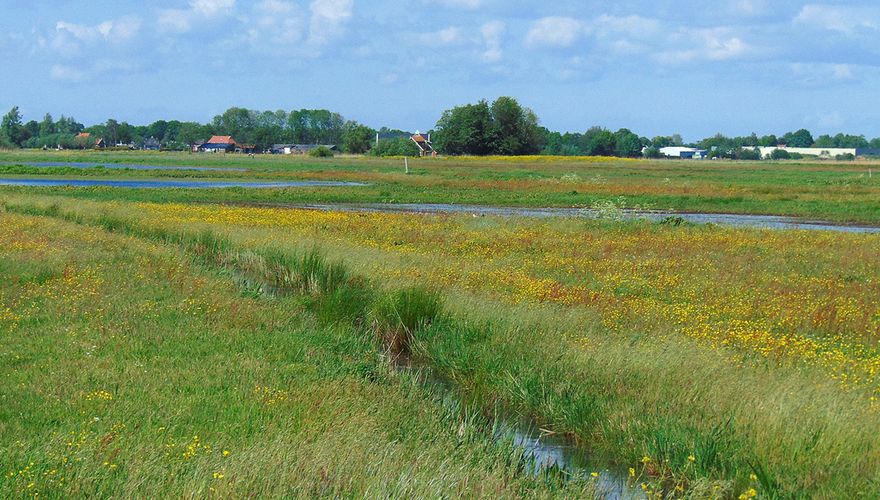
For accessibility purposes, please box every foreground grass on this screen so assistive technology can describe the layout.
[1,149,880,223]
[0,210,599,498]
[4,193,880,498]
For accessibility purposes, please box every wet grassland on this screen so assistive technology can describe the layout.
[1,149,880,224]
[1,188,879,498]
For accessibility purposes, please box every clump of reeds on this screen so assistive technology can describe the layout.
[370,286,442,355]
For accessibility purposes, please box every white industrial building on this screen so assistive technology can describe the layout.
[659,147,709,159]
[753,146,880,159]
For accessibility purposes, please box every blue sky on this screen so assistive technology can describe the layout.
[2,0,879,140]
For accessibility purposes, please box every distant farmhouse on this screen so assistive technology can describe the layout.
[270,144,337,155]
[753,146,880,159]
[143,137,160,151]
[411,133,436,157]
[659,146,708,159]
[200,136,237,153]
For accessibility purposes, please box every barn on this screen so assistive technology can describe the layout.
[200,136,237,153]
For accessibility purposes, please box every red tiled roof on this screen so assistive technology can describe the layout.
[75,132,91,138]
[412,134,428,142]
[207,135,236,145]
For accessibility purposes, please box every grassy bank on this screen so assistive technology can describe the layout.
[1,149,880,223]
[0,208,603,498]
[3,193,879,497]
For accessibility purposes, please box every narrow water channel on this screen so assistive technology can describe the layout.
[0,178,367,188]
[290,202,880,234]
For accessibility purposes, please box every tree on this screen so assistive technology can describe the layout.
[781,129,813,147]
[39,113,55,137]
[433,97,544,156]
[370,137,421,157]
[178,122,207,146]
[488,96,544,155]
[1,106,24,146]
[614,128,643,157]
[736,147,762,161]
[758,134,779,147]
[433,100,493,155]
[770,148,791,160]
[342,122,375,154]
[643,147,662,159]
[581,127,616,156]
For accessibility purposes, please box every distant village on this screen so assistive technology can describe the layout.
[653,145,880,160]
[70,132,439,157]
[70,130,877,161]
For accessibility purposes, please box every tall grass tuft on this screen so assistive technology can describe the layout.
[370,286,442,355]
[262,247,350,296]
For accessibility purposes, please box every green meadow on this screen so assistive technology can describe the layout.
[1,150,880,223]
[2,151,880,498]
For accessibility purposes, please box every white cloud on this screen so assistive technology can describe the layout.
[308,0,353,45]
[480,20,504,63]
[728,0,768,17]
[435,0,483,8]
[157,9,192,33]
[794,5,880,35]
[158,0,235,33]
[417,26,463,45]
[790,62,857,86]
[525,17,583,48]
[55,16,140,43]
[50,60,136,83]
[655,27,752,63]
[588,14,660,39]
[190,0,236,17]
[254,0,305,45]
[51,16,141,57]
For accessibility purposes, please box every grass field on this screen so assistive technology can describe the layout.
[2,151,880,498]
[1,150,880,223]
[0,207,604,498]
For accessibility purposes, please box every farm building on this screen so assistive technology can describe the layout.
[411,133,436,157]
[659,147,708,159]
[143,137,160,151]
[271,144,337,155]
[200,136,237,153]
[236,144,259,154]
[753,146,880,159]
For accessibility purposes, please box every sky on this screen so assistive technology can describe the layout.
[1,0,879,141]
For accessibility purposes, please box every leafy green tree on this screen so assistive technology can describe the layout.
[55,115,84,135]
[770,148,791,160]
[581,127,616,156]
[178,122,208,145]
[370,137,421,157]
[434,97,543,156]
[39,113,55,137]
[342,122,376,154]
[781,129,814,147]
[1,106,24,146]
[643,147,662,159]
[736,147,762,161]
[758,134,778,147]
[287,109,345,145]
[433,100,493,155]
[146,120,168,142]
[488,96,544,155]
[309,145,334,157]
[613,128,643,157]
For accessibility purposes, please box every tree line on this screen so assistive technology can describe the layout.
[3,100,880,158]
